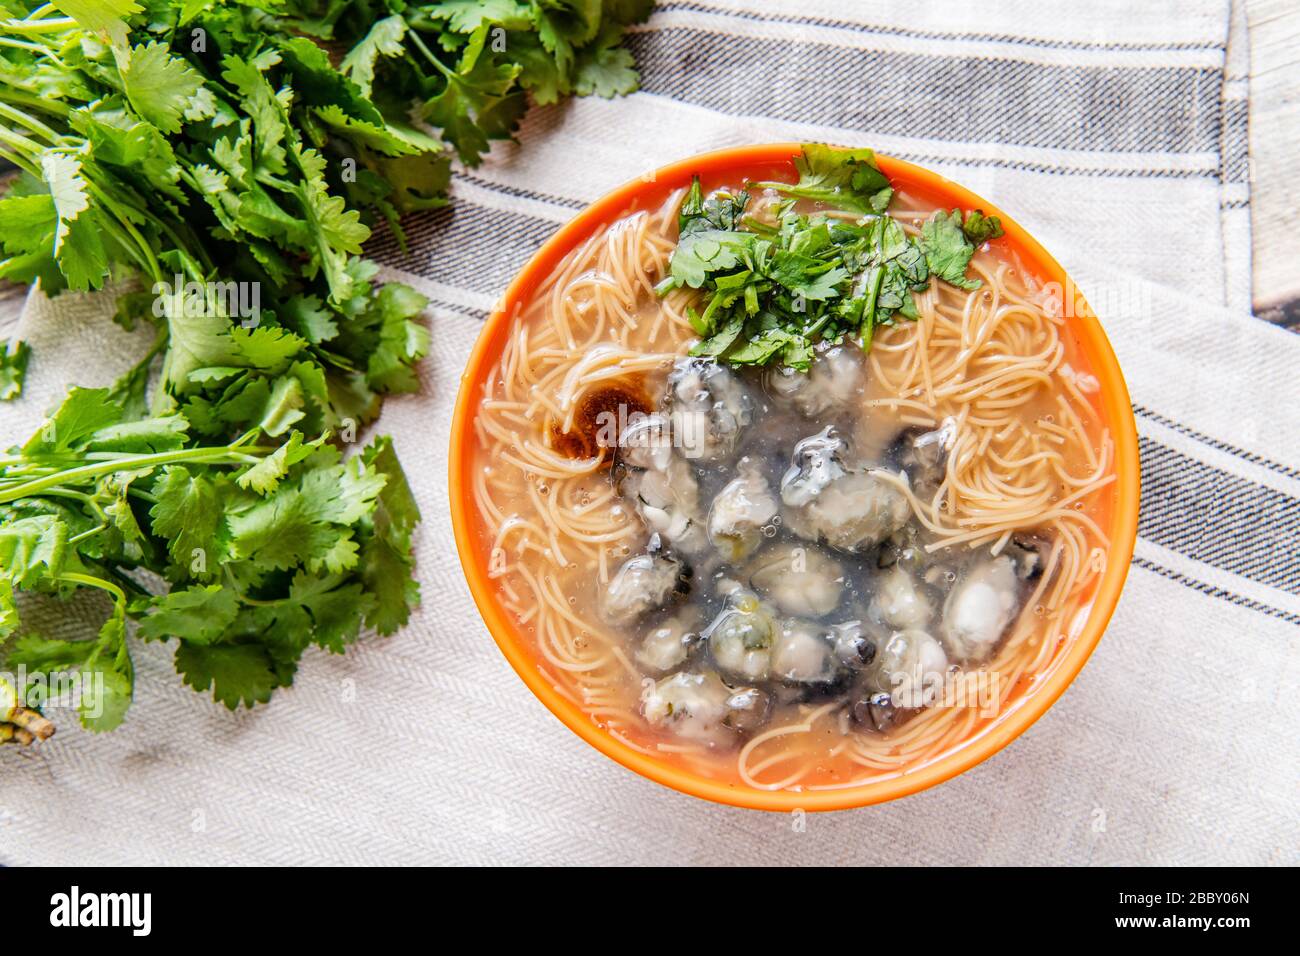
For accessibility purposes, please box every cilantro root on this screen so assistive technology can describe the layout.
[1,674,55,745]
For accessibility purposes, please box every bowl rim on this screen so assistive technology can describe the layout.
[448,143,1141,812]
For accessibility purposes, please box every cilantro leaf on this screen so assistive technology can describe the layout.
[40,153,90,255]
[149,466,224,576]
[78,663,133,733]
[175,641,278,710]
[755,144,893,215]
[122,42,211,135]
[678,177,750,239]
[364,283,431,393]
[288,571,373,653]
[7,633,92,677]
[574,26,641,98]
[962,209,1005,244]
[235,431,315,494]
[670,229,755,288]
[0,194,57,255]
[359,436,421,634]
[920,209,981,290]
[0,579,18,640]
[49,0,141,36]
[0,341,31,401]
[420,25,525,166]
[22,386,122,454]
[427,0,534,33]
[84,415,189,453]
[340,15,409,97]
[137,585,240,643]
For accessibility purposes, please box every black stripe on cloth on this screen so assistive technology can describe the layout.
[625,28,1224,156]
[423,296,489,320]
[654,2,1223,53]
[1131,556,1300,627]
[1219,98,1250,184]
[1139,436,1300,595]
[453,170,588,210]
[367,199,559,294]
[889,152,1215,179]
[1133,405,1300,482]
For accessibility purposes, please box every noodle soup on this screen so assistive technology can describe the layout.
[467,146,1117,794]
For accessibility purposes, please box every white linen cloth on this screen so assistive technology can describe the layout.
[2,0,1296,866]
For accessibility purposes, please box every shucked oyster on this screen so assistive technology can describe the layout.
[747,543,845,618]
[620,457,709,556]
[641,671,732,744]
[766,344,865,418]
[600,540,690,627]
[780,428,910,554]
[940,546,1042,664]
[665,358,753,462]
[708,457,779,562]
[870,629,948,709]
[704,589,778,682]
[636,610,700,674]
[770,619,844,687]
[869,566,933,631]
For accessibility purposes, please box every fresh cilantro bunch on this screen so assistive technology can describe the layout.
[0,386,419,730]
[0,0,651,737]
[332,0,655,166]
[659,145,1004,371]
[0,0,651,415]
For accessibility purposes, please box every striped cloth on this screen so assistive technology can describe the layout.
[2,0,1296,866]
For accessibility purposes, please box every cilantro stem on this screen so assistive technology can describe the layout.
[406,29,455,79]
[56,573,131,674]
[0,446,270,504]
[113,327,168,388]
[0,444,270,468]
[84,181,166,284]
[229,428,263,449]
[0,16,76,34]
[0,87,70,118]
[0,143,38,177]
[38,486,101,509]
[0,35,54,55]
[68,523,107,546]
[58,572,126,607]
[0,123,41,159]
[0,101,59,142]
[860,266,884,352]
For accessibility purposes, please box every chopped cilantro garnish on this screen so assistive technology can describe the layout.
[661,144,1005,370]
[962,209,1006,244]
[753,144,893,214]
[921,209,981,291]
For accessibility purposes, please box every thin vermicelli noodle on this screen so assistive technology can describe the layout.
[471,185,1114,792]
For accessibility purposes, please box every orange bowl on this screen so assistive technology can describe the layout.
[448,144,1140,811]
